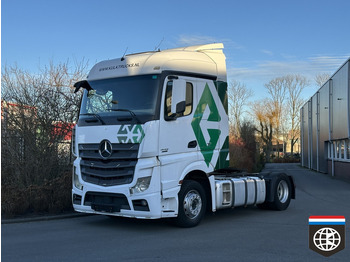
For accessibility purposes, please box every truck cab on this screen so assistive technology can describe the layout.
[72,44,294,227]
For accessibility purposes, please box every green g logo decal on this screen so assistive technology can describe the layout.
[191,84,221,167]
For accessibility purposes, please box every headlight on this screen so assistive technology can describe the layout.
[130,176,151,194]
[73,166,83,190]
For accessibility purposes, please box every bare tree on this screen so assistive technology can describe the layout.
[228,80,253,138]
[1,61,87,216]
[264,77,287,157]
[1,60,88,215]
[263,74,309,158]
[284,75,309,155]
[251,99,276,162]
[315,73,330,87]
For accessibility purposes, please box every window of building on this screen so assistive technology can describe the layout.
[336,141,341,159]
[340,140,345,159]
[328,139,350,161]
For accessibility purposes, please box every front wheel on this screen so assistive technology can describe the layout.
[174,180,206,227]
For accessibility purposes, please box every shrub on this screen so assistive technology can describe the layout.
[1,169,73,218]
[1,61,87,218]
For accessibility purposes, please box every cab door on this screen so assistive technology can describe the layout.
[158,76,198,191]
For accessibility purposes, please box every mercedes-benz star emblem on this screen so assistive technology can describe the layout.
[99,140,112,159]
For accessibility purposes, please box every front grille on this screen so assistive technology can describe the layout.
[79,143,139,186]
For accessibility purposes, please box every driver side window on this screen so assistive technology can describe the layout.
[165,81,193,119]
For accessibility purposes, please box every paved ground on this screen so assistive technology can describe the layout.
[2,163,350,261]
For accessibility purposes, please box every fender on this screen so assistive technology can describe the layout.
[180,161,215,212]
[180,160,214,182]
[161,159,212,198]
[160,160,213,217]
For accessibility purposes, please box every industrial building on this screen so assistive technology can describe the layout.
[301,58,350,180]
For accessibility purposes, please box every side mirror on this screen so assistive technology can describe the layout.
[175,101,186,114]
[171,79,186,114]
[74,80,93,93]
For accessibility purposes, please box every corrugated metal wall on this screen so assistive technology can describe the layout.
[311,93,318,171]
[301,59,350,177]
[318,82,329,172]
[301,102,309,167]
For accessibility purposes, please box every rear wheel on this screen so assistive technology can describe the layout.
[258,174,292,211]
[175,180,206,227]
[277,179,289,203]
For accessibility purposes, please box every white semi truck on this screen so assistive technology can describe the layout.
[72,43,295,227]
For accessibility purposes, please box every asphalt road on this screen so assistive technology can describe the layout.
[2,163,350,262]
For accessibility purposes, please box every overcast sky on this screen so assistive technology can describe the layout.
[2,0,350,100]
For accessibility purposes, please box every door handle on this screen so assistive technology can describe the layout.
[188,140,197,148]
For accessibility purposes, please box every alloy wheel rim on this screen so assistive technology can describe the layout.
[183,190,202,219]
[277,180,289,203]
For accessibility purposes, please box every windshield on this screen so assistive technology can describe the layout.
[79,74,161,125]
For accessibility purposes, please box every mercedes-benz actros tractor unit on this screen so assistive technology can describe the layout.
[71,43,295,227]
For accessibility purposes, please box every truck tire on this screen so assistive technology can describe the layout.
[257,174,292,211]
[175,180,206,227]
[265,174,292,211]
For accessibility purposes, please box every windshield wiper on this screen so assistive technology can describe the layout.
[107,109,141,123]
[80,113,106,125]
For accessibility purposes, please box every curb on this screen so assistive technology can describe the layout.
[1,212,92,224]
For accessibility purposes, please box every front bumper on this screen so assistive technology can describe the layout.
[72,189,164,219]
[72,157,179,219]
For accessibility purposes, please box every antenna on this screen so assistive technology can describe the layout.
[154,37,164,51]
[121,47,128,61]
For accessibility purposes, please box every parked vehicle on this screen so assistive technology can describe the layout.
[72,43,295,227]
